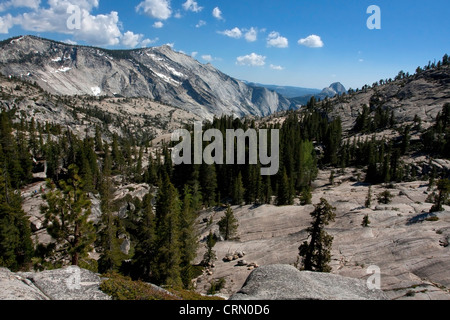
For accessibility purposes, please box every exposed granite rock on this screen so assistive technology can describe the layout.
[18,266,111,300]
[0,266,111,300]
[195,171,450,300]
[230,264,388,300]
[0,268,49,300]
[0,35,293,120]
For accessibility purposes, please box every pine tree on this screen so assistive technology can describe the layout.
[277,166,294,206]
[377,190,394,205]
[41,165,96,266]
[111,134,123,174]
[179,185,199,289]
[401,125,411,155]
[145,153,158,185]
[96,210,127,274]
[0,169,33,271]
[153,174,182,287]
[354,105,370,133]
[199,163,217,208]
[218,205,239,241]
[329,170,335,186]
[28,118,38,157]
[244,165,261,204]
[261,175,273,204]
[298,198,336,273]
[365,186,372,208]
[202,230,217,266]
[130,193,156,281]
[297,140,318,190]
[323,118,342,165]
[232,171,245,206]
[362,215,371,227]
[300,185,312,205]
[430,179,450,212]
[96,148,127,273]
[0,112,26,188]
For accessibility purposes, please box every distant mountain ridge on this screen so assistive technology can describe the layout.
[244,82,322,99]
[290,82,348,106]
[0,35,294,120]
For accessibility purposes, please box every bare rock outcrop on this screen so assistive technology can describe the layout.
[195,169,450,299]
[230,264,387,300]
[0,266,110,300]
[0,268,49,300]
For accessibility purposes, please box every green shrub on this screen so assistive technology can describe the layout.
[362,215,371,227]
[100,272,180,300]
[100,272,223,300]
[207,278,226,295]
[377,190,394,204]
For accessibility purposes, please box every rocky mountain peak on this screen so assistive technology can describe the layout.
[321,82,347,97]
[0,35,293,120]
[328,82,347,94]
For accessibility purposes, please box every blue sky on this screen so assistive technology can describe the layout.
[0,0,449,90]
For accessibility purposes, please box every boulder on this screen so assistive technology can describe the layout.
[17,266,111,300]
[120,237,131,255]
[237,260,248,267]
[0,268,49,300]
[223,254,234,262]
[229,264,388,300]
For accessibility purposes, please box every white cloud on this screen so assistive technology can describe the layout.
[270,64,284,70]
[121,31,145,48]
[191,51,198,58]
[0,0,145,47]
[201,54,213,62]
[0,0,41,12]
[182,0,202,13]
[63,39,77,45]
[136,0,172,20]
[153,21,163,28]
[298,34,324,48]
[195,20,206,28]
[244,27,257,42]
[212,7,223,20]
[77,11,122,46]
[141,37,159,47]
[219,27,242,39]
[267,31,288,48]
[0,14,14,34]
[236,53,266,67]
[14,5,122,46]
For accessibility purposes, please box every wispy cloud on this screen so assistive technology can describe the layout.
[0,0,41,12]
[270,64,284,70]
[201,54,213,62]
[195,20,206,28]
[182,0,202,13]
[212,7,224,20]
